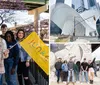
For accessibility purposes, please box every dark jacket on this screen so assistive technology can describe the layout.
[74,64,79,73]
[55,61,62,70]
[4,40,19,69]
[76,61,81,72]
[88,58,96,69]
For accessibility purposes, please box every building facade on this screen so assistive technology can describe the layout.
[72,0,99,13]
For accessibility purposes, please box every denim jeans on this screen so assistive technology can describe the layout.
[81,71,88,83]
[56,70,61,83]
[94,68,97,76]
[75,72,80,81]
[0,74,3,85]
[4,58,17,85]
[67,70,75,82]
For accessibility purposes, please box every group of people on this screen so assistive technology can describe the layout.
[0,24,31,85]
[55,57,98,85]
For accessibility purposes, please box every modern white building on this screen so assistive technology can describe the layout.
[96,2,100,10]
[84,0,90,9]
[72,0,89,13]
[50,0,100,37]
[50,3,95,36]
[72,0,99,13]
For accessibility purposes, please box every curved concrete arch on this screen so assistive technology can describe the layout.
[54,43,92,62]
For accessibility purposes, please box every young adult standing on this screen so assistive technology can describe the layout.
[4,31,19,85]
[67,58,75,85]
[81,58,89,83]
[0,36,9,85]
[74,61,81,82]
[0,24,8,85]
[55,58,62,83]
[16,29,31,85]
[61,60,68,82]
[88,58,96,84]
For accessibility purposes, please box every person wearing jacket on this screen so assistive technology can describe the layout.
[16,29,31,85]
[0,37,9,85]
[74,61,81,82]
[55,58,62,83]
[4,31,19,85]
[61,60,68,82]
[67,58,75,85]
[81,58,89,84]
[88,58,96,84]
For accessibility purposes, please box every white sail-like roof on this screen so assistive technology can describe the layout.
[80,8,100,30]
[51,3,95,36]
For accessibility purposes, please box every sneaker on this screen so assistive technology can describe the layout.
[91,80,93,84]
[76,81,80,83]
[90,80,92,84]
[66,82,69,85]
[57,81,59,84]
[63,82,66,84]
[87,82,89,84]
[72,82,75,85]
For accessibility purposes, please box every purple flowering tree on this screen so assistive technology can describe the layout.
[0,0,28,25]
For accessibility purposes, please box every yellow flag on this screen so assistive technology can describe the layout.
[20,32,49,75]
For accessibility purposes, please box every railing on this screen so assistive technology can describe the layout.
[29,60,49,85]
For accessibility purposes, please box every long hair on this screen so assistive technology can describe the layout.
[76,61,81,71]
[5,31,15,42]
[16,29,25,40]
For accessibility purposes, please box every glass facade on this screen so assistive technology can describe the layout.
[56,0,64,3]
[96,18,100,36]
[89,0,96,7]
[50,21,62,35]
[72,4,75,9]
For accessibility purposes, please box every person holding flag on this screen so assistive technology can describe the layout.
[16,29,31,85]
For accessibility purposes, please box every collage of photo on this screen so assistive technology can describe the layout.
[0,0,100,85]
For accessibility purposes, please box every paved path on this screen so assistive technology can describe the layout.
[50,71,100,85]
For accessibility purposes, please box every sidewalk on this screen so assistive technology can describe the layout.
[50,71,100,85]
